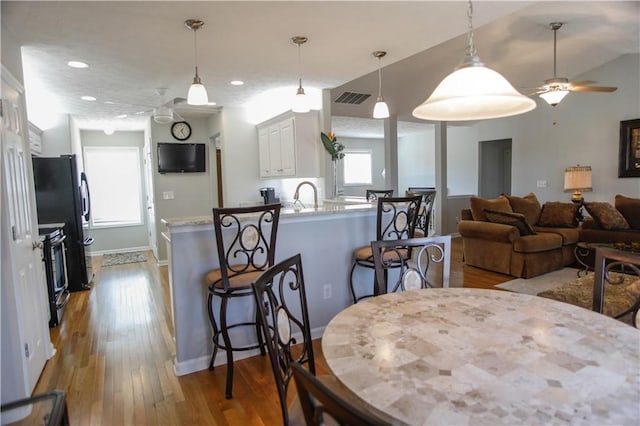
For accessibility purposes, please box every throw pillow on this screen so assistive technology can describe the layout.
[537,202,580,228]
[469,196,512,222]
[583,202,630,230]
[483,209,537,236]
[505,193,542,225]
[615,194,640,230]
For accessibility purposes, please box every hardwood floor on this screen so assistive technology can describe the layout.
[33,238,512,425]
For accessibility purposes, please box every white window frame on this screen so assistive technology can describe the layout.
[343,150,373,186]
[83,145,143,228]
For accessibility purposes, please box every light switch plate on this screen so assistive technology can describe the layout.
[536,180,547,188]
[163,191,175,200]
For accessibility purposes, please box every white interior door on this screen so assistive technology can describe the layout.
[1,67,52,397]
[144,141,158,260]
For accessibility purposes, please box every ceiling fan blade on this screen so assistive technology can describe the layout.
[570,85,618,93]
[569,80,597,87]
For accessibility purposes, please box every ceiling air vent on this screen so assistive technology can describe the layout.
[334,91,371,105]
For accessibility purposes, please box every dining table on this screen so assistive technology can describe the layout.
[322,288,640,425]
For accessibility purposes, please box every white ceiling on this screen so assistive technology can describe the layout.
[2,1,638,135]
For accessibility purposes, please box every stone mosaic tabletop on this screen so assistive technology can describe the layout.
[322,288,640,425]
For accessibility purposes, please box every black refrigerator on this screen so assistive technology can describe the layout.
[32,154,94,292]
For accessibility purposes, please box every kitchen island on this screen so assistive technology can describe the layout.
[162,202,378,375]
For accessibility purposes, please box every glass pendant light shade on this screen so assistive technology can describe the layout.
[187,73,209,106]
[373,97,390,119]
[413,59,536,121]
[292,81,310,113]
[412,1,535,122]
[539,89,569,106]
[154,105,174,124]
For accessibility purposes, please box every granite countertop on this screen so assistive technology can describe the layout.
[322,288,640,425]
[162,201,376,228]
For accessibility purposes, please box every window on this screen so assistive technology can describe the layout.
[343,151,372,185]
[84,146,143,227]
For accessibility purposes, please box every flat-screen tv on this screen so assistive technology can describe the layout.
[157,143,206,173]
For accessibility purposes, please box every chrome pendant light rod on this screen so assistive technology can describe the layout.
[185,19,208,105]
[291,36,310,113]
[186,19,204,83]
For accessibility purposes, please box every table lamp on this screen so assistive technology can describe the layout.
[564,165,592,203]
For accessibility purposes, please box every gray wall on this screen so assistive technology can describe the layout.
[81,130,149,253]
[152,115,217,261]
[398,131,436,194]
[474,53,640,202]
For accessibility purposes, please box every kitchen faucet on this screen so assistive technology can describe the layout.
[293,181,318,209]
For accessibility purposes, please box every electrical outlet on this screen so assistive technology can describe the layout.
[323,284,332,299]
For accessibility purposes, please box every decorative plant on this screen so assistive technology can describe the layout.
[321,132,345,161]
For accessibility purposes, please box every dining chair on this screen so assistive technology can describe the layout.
[291,362,389,426]
[253,253,365,425]
[372,235,451,294]
[205,203,281,399]
[405,188,437,237]
[365,189,393,202]
[349,195,422,303]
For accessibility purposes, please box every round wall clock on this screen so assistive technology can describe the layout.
[171,121,192,141]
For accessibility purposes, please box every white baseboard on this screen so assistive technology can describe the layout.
[88,246,151,256]
[172,326,327,376]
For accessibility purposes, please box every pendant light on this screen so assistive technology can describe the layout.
[185,19,209,106]
[291,36,310,113]
[412,1,535,121]
[372,51,390,119]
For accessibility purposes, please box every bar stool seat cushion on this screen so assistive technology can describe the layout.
[206,267,263,290]
[353,246,408,263]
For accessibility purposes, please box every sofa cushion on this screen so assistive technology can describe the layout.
[512,233,563,253]
[505,193,542,225]
[534,226,581,245]
[615,194,640,230]
[469,196,511,221]
[484,209,536,236]
[537,202,580,228]
[583,202,630,230]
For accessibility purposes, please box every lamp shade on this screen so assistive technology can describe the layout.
[373,98,390,119]
[564,165,592,191]
[539,89,569,106]
[187,82,208,105]
[412,61,537,121]
[154,105,174,124]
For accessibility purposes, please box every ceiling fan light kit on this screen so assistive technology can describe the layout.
[412,1,535,121]
[186,19,209,106]
[372,51,390,119]
[292,36,310,113]
[533,22,617,107]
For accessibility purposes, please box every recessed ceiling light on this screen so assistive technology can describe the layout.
[230,80,244,86]
[208,102,217,106]
[81,96,96,101]
[67,61,88,68]
[116,114,127,119]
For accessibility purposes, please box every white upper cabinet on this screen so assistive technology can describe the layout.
[257,111,320,178]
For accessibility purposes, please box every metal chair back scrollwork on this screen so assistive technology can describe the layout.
[406,187,436,237]
[252,254,315,425]
[366,189,394,202]
[372,236,451,295]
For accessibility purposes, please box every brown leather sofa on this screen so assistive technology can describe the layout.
[458,193,581,278]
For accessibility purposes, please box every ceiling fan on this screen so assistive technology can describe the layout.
[530,22,617,106]
[121,88,219,124]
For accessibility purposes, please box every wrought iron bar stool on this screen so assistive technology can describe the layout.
[406,187,437,237]
[349,195,422,303]
[205,203,281,399]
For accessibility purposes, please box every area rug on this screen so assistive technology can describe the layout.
[494,268,579,295]
[101,251,146,266]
